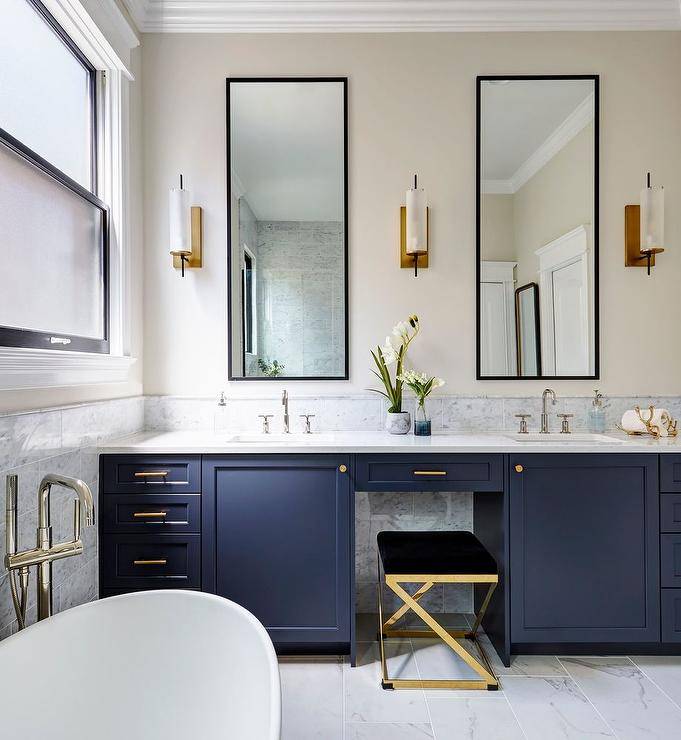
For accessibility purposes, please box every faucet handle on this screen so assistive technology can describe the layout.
[258,414,274,434]
[300,414,315,434]
[557,413,574,434]
[515,414,531,434]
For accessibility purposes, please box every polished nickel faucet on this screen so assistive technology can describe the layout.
[540,388,557,433]
[5,473,95,626]
[282,389,290,433]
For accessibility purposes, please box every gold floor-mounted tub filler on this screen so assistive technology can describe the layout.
[377,530,499,691]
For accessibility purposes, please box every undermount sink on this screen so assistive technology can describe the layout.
[507,433,623,445]
[226,433,334,443]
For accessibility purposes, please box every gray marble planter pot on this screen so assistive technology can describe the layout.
[385,411,411,435]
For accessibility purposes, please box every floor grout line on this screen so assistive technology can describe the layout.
[626,655,681,713]
[409,637,437,739]
[555,656,623,740]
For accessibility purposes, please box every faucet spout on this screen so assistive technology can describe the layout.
[38,474,95,528]
[540,389,557,434]
[282,389,290,434]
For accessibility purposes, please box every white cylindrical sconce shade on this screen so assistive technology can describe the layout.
[406,186,428,255]
[169,187,191,253]
[640,184,664,253]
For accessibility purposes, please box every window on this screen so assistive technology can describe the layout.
[242,248,256,356]
[0,0,109,354]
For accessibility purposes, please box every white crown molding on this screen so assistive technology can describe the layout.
[482,92,594,195]
[0,348,137,390]
[121,0,681,33]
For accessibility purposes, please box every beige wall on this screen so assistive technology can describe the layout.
[514,123,594,287]
[140,31,681,397]
[0,47,144,414]
[481,194,514,262]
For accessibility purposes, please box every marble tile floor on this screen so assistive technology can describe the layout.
[279,613,681,740]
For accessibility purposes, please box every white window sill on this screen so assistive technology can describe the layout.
[0,347,137,390]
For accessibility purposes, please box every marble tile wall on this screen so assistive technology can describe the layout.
[145,393,681,435]
[254,220,344,377]
[0,396,144,639]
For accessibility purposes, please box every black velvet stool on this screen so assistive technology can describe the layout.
[377,530,499,690]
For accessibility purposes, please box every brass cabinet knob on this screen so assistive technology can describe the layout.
[515,464,524,473]
[339,464,347,473]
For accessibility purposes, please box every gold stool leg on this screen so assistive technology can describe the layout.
[378,573,499,691]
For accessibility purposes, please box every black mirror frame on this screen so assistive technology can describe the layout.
[475,74,600,381]
[226,77,349,381]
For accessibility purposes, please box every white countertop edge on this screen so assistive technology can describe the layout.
[97,430,681,455]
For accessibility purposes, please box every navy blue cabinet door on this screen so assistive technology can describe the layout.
[510,454,660,644]
[203,456,351,647]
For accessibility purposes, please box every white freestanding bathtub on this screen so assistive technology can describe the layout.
[0,590,281,740]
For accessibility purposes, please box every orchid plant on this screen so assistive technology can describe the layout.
[369,315,420,413]
[397,370,445,412]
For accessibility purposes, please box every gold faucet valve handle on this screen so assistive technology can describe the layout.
[557,413,574,434]
[515,414,531,434]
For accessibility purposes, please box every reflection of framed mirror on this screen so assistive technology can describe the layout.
[515,283,541,377]
[227,78,348,380]
[476,75,599,380]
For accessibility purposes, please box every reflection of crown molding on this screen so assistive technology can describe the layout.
[481,179,514,194]
[122,1,681,33]
[482,92,594,196]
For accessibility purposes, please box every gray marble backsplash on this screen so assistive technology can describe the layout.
[0,396,144,639]
[145,393,681,435]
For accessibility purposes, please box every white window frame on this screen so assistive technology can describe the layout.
[0,0,139,389]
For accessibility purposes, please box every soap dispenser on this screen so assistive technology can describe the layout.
[588,390,606,433]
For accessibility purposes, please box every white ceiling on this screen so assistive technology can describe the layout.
[231,81,344,222]
[481,79,594,187]
[122,1,681,33]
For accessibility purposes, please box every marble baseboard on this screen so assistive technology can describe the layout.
[0,396,144,639]
[144,394,681,434]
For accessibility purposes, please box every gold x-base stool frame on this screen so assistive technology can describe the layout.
[378,568,499,691]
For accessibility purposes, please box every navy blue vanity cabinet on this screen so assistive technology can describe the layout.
[509,454,660,645]
[202,455,352,651]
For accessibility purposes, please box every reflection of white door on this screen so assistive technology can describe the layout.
[480,262,516,376]
[536,225,592,376]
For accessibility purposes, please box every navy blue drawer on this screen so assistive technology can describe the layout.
[355,454,503,491]
[101,455,201,494]
[662,534,681,588]
[101,494,200,534]
[100,534,201,589]
[660,455,681,493]
[661,495,681,533]
[662,589,681,642]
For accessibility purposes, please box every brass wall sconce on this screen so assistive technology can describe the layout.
[169,174,203,277]
[400,174,429,276]
[625,172,665,276]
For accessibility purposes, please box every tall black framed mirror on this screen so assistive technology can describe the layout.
[227,77,348,380]
[476,75,599,380]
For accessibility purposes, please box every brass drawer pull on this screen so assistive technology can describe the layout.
[413,470,447,476]
[134,471,170,479]
[515,464,524,473]
[133,511,168,518]
[133,559,167,566]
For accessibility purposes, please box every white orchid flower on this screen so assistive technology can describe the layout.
[380,336,398,365]
[391,321,407,339]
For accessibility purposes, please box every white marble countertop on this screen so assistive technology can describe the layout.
[97,430,681,455]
